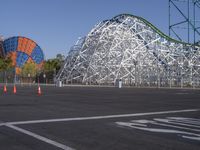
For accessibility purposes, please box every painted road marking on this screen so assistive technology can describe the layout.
[154,118,200,131]
[1,109,199,150]
[167,117,200,125]
[182,135,200,141]
[116,117,200,141]
[6,124,75,150]
[4,108,199,125]
[0,123,5,127]
[175,92,190,95]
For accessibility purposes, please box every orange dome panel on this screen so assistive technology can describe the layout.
[7,51,17,66]
[27,57,34,63]
[37,61,44,69]
[27,41,36,55]
[17,37,23,51]
[3,36,44,73]
[17,37,36,55]
[15,67,22,75]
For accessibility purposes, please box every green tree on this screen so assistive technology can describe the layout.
[42,55,64,83]
[0,56,13,83]
[0,56,12,71]
[0,57,4,71]
[42,54,65,74]
[21,62,37,77]
[56,54,65,61]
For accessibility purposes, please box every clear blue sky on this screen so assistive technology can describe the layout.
[0,0,169,59]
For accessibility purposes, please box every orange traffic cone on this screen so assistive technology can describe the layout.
[38,86,41,96]
[3,85,7,93]
[13,85,17,94]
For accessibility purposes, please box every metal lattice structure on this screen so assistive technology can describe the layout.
[57,14,200,87]
[169,0,200,43]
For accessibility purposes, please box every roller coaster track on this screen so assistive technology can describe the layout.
[57,14,200,87]
[113,14,197,46]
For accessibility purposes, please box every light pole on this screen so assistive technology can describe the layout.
[53,68,56,86]
[43,73,46,85]
[28,73,31,86]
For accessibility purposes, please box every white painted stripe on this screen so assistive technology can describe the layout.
[168,117,200,122]
[116,121,200,137]
[182,135,200,141]
[158,118,200,128]
[168,120,200,128]
[152,119,200,132]
[7,109,199,125]
[0,123,5,127]
[167,117,200,125]
[6,124,75,150]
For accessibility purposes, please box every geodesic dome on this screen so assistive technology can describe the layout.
[0,36,3,57]
[57,14,200,87]
[2,36,44,74]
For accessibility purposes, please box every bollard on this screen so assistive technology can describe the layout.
[38,86,42,96]
[13,85,17,94]
[3,85,7,93]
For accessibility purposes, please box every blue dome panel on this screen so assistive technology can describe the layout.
[16,51,29,67]
[2,36,44,72]
[31,45,44,64]
[3,37,18,54]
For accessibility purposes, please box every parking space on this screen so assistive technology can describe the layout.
[0,85,199,149]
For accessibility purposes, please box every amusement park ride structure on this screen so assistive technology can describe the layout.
[169,0,200,44]
[55,1,200,88]
[56,13,200,88]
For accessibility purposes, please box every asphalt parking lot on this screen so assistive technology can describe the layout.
[0,85,199,150]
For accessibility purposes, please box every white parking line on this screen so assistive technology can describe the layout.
[154,118,200,130]
[182,135,200,141]
[2,108,199,150]
[6,108,199,125]
[0,123,5,127]
[152,119,200,132]
[167,117,200,125]
[6,124,75,150]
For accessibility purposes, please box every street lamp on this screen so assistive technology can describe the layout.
[53,68,56,86]
[43,73,46,85]
[28,73,31,86]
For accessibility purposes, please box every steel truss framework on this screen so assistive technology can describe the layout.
[57,14,200,87]
[169,0,200,44]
